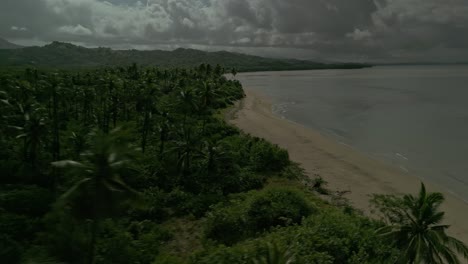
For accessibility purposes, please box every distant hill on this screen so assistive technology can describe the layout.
[0,41,371,71]
[0,38,23,49]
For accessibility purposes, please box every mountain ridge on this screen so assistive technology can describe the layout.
[0,38,23,49]
[0,40,371,71]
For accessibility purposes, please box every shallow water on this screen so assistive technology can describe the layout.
[237,65,468,202]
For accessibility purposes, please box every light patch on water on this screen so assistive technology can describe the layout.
[399,166,409,173]
[272,101,297,118]
[338,141,353,148]
[396,153,409,160]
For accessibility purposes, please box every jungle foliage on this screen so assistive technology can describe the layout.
[0,64,465,264]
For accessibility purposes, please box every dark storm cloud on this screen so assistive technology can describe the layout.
[1,0,467,61]
[268,0,377,36]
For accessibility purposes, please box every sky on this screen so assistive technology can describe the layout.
[1,0,468,62]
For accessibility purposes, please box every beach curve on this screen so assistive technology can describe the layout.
[228,88,468,245]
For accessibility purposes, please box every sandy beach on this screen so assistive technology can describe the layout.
[228,88,468,245]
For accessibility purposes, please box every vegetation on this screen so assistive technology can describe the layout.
[0,64,466,263]
[372,183,468,264]
[0,40,371,71]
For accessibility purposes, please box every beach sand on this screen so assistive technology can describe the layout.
[228,88,468,245]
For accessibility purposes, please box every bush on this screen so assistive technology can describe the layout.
[249,139,290,172]
[128,187,167,221]
[0,209,39,241]
[95,220,171,264]
[166,189,225,218]
[199,207,398,264]
[190,244,249,264]
[247,188,314,232]
[221,169,265,194]
[220,136,290,174]
[290,210,398,264]
[0,160,23,184]
[279,163,305,180]
[205,187,315,245]
[204,204,246,245]
[0,185,53,216]
[0,234,22,263]
[189,193,226,218]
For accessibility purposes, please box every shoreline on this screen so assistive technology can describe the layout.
[228,88,468,244]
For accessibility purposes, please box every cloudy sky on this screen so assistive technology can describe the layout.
[1,0,468,62]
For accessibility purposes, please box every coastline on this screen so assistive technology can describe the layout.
[228,88,468,244]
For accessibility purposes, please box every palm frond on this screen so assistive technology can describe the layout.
[60,177,92,201]
[52,160,87,168]
[446,236,468,259]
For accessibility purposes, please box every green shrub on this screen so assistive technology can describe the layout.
[153,254,184,264]
[205,187,315,245]
[190,244,249,264]
[203,119,240,140]
[189,193,226,218]
[165,189,194,216]
[278,163,306,180]
[0,185,53,216]
[128,187,167,221]
[247,188,314,232]
[288,209,398,264]
[249,139,290,172]
[0,234,22,263]
[95,220,171,264]
[221,169,265,194]
[204,202,246,245]
[0,209,39,241]
[199,207,398,264]
[165,189,225,218]
[0,160,23,184]
[35,210,89,263]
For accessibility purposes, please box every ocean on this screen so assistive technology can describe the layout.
[237,65,468,202]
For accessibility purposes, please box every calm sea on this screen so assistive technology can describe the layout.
[237,65,468,202]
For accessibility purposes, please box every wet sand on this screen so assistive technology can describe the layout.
[228,88,468,245]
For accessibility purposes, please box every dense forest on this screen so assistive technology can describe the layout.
[0,40,371,71]
[1,64,467,263]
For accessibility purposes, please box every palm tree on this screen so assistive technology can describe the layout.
[13,103,48,168]
[170,126,200,177]
[199,81,218,109]
[0,91,12,136]
[198,81,220,132]
[197,140,231,181]
[52,127,138,264]
[48,80,61,161]
[156,110,172,159]
[377,183,468,264]
[231,68,238,78]
[178,87,199,129]
[138,83,159,153]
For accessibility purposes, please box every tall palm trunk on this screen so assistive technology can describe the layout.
[87,179,98,264]
[23,137,28,163]
[30,138,38,168]
[52,85,60,161]
[182,113,187,131]
[159,128,166,159]
[87,219,98,264]
[141,110,150,153]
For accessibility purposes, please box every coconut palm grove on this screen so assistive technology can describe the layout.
[1,64,467,263]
